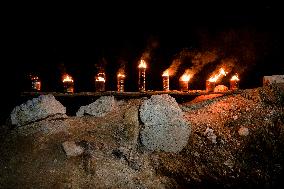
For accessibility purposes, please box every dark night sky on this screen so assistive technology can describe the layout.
[1,3,284,120]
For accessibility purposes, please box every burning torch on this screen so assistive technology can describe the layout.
[138,60,147,92]
[162,70,170,91]
[95,72,106,92]
[179,74,191,92]
[62,74,74,93]
[117,73,125,92]
[230,74,240,90]
[206,68,227,92]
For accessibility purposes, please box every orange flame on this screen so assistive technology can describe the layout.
[162,70,169,77]
[62,74,74,83]
[96,76,105,82]
[230,74,240,81]
[180,74,191,82]
[208,68,227,82]
[117,73,125,78]
[138,60,147,69]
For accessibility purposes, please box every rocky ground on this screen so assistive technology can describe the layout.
[0,84,284,188]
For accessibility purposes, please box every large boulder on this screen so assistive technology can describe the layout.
[140,118,190,152]
[10,94,66,127]
[139,94,191,153]
[139,94,184,126]
[76,96,116,117]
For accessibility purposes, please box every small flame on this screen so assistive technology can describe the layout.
[208,68,227,82]
[230,74,240,81]
[96,76,105,82]
[180,74,191,82]
[117,73,125,78]
[138,60,147,69]
[62,74,74,83]
[162,70,169,77]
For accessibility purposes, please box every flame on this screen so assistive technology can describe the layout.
[62,74,74,83]
[230,74,240,81]
[208,68,227,82]
[162,70,169,77]
[117,73,125,78]
[138,60,147,69]
[96,76,105,82]
[180,74,191,82]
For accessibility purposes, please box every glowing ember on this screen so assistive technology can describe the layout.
[230,74,240,81]
[162,70,169,77]
[138,60,147,69]
[96,76,105,82]
[62,74,74,83]
[208,68,227,82]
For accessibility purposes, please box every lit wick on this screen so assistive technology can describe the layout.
[230,74,240,90]
[162,70,170,91]
[206,68,227,92]
[138,60,147,92]
[117,73,125,92]
[179,74,191,92]
[62,74,74,93]
[95,72,106,92]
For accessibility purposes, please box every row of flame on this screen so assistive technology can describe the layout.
[62,59,240,83]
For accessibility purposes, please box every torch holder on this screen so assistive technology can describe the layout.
[138,68,146,92]
[63,82,74,93]
[162,76,170,91]
[95,81,105,92]
[206,80,215,92]
[230,80,239,91]
[117,77,125,92]
[179,80,189,92]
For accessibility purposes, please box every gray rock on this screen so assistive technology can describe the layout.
[263,75,284,86]
[141,118,190,153]
[139,94,191,153]
[62,141,84,157]
[204,127,217,144]
[76,96,116,117]
[238,127,249,136]
[139,94,184,126]
[10,94,66,127]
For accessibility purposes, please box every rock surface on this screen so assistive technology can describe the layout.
[10,94,66,127]
[263,75,284,85]
[139,94,191,152]
[62,141,84,157]
[214,84,228,92]
[76,96,116,117]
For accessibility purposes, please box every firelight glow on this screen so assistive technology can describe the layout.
[117,73,126,78]
[180,74,191,82]
[162,70,169,77]
[208,68,227,82]
[230,74,240,81]
[62,74,74,83]
[138,60,147,69]
[96,76,105,82]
